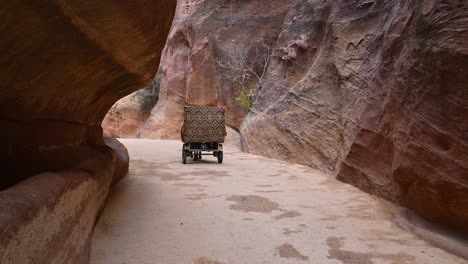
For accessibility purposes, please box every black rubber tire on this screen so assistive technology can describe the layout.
[182,149,187,164]
[217,151,223,164]
[198,151,202,160]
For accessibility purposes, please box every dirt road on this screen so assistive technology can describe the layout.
[90,139,466,264]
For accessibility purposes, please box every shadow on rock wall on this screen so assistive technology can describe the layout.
[0,1,176,262]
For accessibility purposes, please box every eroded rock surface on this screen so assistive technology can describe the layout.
[103,0,292,138]
[0,0,175,188]
[0,0,176,262]
[0,138,128,263]
[102,94,150,138]
[241,0,468,233]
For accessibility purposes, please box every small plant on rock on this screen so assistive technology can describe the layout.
[136,78,160,111]
[235,84,255,111]
[215,39,272,112]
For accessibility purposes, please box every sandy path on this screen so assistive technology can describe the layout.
[90,139,466,264]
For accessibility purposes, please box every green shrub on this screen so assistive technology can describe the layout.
[136,78,160,111]
[236,85,255,111]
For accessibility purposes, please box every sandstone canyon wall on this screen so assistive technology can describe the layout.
[103,0,293,138]
[0,1,175,263]
[241,0,468,233]
[102,94,151,138]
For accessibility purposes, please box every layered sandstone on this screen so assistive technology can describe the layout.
[0,0,175,262]
[102,94,150,138]
[0,138,128,263]
[103,0,293,138]
[241,0,468,233]
[0,1,175,188]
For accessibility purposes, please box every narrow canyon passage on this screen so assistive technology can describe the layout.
[91,140,465,264]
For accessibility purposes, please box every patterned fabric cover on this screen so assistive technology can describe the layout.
[181,106,227,143]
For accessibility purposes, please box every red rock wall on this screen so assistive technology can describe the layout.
[0,0,175,188]
[103,0,293,138]
[337,0,468,233]
[241,0,468,233]
[0,138,127,264]
[102,94,151,138]
[0,0,176,262]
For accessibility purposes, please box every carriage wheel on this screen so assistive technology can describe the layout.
[198,151,202,160]
[182,148,187,164]
[217,151,223,164]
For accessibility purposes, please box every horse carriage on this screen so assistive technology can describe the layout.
[181,106,227,164]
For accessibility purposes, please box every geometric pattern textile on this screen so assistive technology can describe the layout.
[181,106,227,143]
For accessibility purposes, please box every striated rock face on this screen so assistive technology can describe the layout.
[103,0,293,138]
[0,0,175,188]
[0,0,176,262]
[242,0,363,173]
[0,138,128,263]
[102,94,150,138]
[241,0,468,233]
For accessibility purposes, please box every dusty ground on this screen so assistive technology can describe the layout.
[90,140,467,264]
